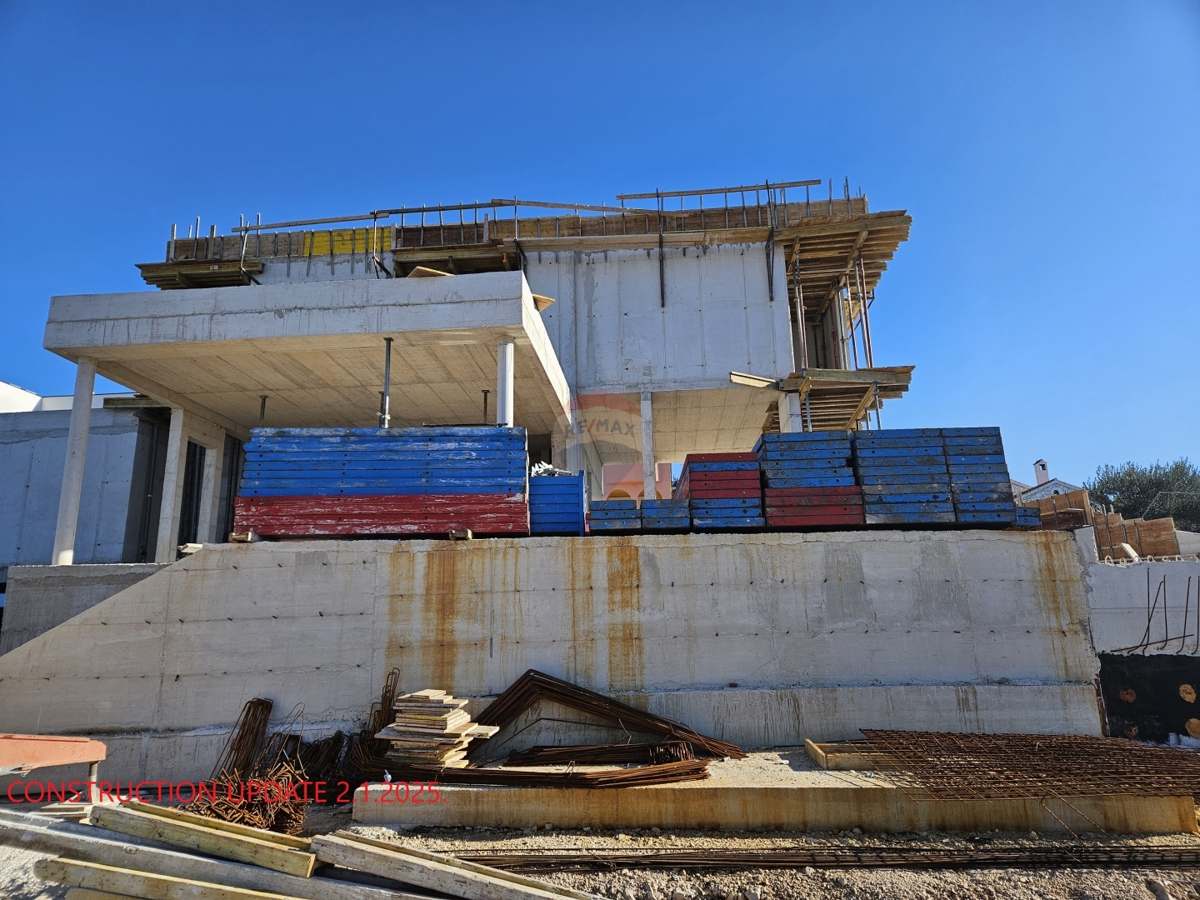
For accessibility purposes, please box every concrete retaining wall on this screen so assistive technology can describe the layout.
[0,530,1102,785]
[0,563,165,655]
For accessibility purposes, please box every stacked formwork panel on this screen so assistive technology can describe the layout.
[942,427,1018,525]
[588,498,641,534]
[853,429,955,525]
[528,473,586,536]
[233,427,530,537]
[676,453,764,530]
[755,432,865,528]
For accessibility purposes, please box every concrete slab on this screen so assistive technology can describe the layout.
[44,272,571,436]
[351,752,1196,835]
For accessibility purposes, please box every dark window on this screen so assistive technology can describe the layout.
[176,441,206,546]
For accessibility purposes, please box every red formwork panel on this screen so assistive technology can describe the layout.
[234,494,530,537]
[689,487,763,500]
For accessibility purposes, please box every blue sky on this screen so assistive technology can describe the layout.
[1,1,1196,486]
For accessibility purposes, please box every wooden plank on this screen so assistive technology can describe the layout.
[65,890,133,900]
[332,832,598,900]
[126,802,312,851]
[0,810,417,900]
[90,805,316,878]
[35,858,300,900]
[311,833,581,900]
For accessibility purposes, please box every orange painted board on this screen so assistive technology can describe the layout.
[0,734,107,770]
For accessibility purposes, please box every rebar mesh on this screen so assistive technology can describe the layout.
[859,730,1200,801]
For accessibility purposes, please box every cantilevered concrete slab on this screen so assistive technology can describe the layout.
[44,272,571,439]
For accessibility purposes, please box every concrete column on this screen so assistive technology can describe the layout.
[640,391,656,501]
[195,431,225,543]
[51,357,97,565]
[778,393,804,433]
[155,408,187,563]
[496,339,515,427]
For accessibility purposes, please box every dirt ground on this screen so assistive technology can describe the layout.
[5,801,1200,899]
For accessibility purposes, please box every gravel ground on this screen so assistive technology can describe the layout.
[5,802,1200,898]
[344,816,1200,900]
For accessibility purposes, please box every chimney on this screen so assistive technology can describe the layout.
[1034,459,1050,486]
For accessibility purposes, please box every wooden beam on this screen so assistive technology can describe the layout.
[0,809,420,900]
[847,386,878,430]
[35,858,297,900]
[775,213,911,240]
[336,833,598,900]
[312,833,580,900]
[816,228,870,316]
[125,802,311,851]
[777,366,913,390]
[501,228,772,254]
[90,805,316,877]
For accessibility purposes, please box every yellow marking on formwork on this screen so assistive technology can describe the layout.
[302,227,393,256]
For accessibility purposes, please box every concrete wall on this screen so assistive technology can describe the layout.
[0,530,1102,785]
[527,245,794,395]
[0,563,165,655]
[0,408,142,572]
[1080,525,1200,655]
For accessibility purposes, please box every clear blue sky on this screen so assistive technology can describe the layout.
[1,2,1196,486]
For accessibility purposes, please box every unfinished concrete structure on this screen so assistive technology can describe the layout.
[3,179,1192,795]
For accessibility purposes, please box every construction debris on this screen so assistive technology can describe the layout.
[375,689,499,768]
[471,669,745,761]
[503,741,696,767]
[186,697,310,834]
[4,805,599,900]
[376,758,712,788]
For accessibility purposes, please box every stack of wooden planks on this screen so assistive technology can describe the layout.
[942,427,1017,525]
[2,802,596,900]
[854,429,955,525]
[676,452,765,530]
[233,426,530,538]
[375,689,498,768]
[755,431,864,528]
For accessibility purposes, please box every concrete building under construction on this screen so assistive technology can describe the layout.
[2,180,1198,822]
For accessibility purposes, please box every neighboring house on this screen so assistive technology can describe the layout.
[1017,458,1082,504]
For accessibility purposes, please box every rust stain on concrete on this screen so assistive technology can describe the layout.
[1027,532,1089,681]
[567,539,597,687]
[604,539,644,692]
[422,547,462,690]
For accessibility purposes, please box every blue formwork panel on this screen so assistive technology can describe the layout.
[690,497,763,511]
[858,474,951,486]
[754,431,851,451]
[862,501,955,514]
[957,511,1018,524]
[1015,507,1042,528]
[941,426,1001,438]
[642,518,691,533]
[951,490,1015,503]
[862,482,953,495]
[590,518,642,532]
[865,511,957,525]
[685,461,760,473]
[766,476,858,488]
[641,499,688,513]
[853,437,944,450]
[591,499,639,510]
[529,474,585,535]
[692,516,767,530]
[590,508,645,520]
[240,426,529,498]
[865,492,952,504]
[761,465,855,479]
[854,465,949,477]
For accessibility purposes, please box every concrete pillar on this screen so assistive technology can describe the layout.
[51,357,97,565]
[778,393,804,434]
[195,431,225,543]
[497,339,515,427]
[640,391,656,501]
[155,408,187,563]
